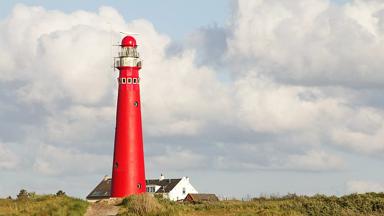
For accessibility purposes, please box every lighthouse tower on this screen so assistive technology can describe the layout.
[111,35,146,197]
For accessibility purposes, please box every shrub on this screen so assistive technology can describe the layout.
[17,189,29,200]
[56,190,66,196]
[122,193,163,216]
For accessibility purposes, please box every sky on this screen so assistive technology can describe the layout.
[2,0,384,199]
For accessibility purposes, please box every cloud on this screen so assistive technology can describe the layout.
[346,180,384,193]
[228,0,384,88]
[148,146,208,170]
[33,144,110,176]
[224,0,384,159]
[286,150,344,171]
[0,143,19,170]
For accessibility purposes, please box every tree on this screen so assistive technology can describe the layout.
[17,189,29,200]
[56,190,66,196]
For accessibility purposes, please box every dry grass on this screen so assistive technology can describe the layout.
[0,192,88,216]
[118,193,384,216]
[120,193,164,216]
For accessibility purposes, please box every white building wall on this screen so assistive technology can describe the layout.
[168,177,198,201]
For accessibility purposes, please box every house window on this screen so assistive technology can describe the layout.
[127,78,132,84]
[182,187,186,194]
[146,187,155,193]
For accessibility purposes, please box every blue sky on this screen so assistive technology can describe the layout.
[0,0,230,39]
[4,0,384,199]
[0,0,350,39]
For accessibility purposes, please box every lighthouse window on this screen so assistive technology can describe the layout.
[121,78,126,84]
[133,78,137,84]
[114,162,118,168]
[134,101,138,107]
[137,183,142,189]
[127,78,132,84]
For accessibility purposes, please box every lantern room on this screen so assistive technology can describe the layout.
[115,35,142,68]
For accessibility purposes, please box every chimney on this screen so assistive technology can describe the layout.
[160,173,165,181]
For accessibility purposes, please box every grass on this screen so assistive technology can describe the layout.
[0,191,88,216]
[2,191,384,215]
[118,193,384,216]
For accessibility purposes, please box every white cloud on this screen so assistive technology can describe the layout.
[33,144,110,176]
[286,150,344,171]
[148,147,207,170]
[225,0,384,159]
[0,143,19,170]
[228,0,384,87]
[331,108,384,154]
[346,180,384,193]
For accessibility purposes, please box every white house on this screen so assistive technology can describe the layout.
[146,174,198,201]
[86,174,198,202]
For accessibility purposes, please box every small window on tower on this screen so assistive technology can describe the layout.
[121,78,126,84]
[137,183,142,189]
[127,78,132,84]
[133,78,137,84]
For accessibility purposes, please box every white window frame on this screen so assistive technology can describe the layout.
[127,78,132,84]
[121,78,126,84]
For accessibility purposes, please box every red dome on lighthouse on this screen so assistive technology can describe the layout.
[121,35,137,47]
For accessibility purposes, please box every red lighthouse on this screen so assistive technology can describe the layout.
[111,35,146,197]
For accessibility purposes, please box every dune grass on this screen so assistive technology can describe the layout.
[2,191,384,215]
[0,191,88,216]
[118,192,384,216]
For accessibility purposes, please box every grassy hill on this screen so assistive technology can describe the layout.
[2,191,384,215]
[0,190,88,216]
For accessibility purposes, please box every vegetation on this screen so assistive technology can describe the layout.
[118,192,384,216]
[3,190,384,215]
[0,189,88,216]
